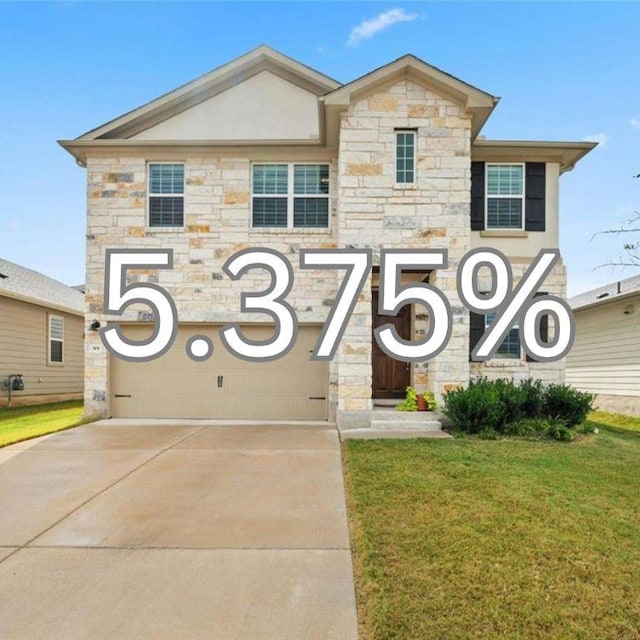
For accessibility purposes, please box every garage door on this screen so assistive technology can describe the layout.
[110,324,328,420]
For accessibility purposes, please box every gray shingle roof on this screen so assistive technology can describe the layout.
[569,274,640,310]
[0,258,84,315]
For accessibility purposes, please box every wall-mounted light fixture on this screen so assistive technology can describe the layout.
[89,320,101,331]
[623,304,634,316]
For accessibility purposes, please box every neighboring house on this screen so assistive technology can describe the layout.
[0,258,84,407]
[60,45,595,429]
[567,275,640,416]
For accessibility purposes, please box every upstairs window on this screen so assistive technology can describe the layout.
[252,163,329,228]
[395,130,416,184]
[48,315,64,364]
[148,163,184,227]
[486,164,524,229]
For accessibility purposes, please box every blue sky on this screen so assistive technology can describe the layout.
[0,1,638,295]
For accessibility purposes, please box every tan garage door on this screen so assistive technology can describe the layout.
[110,324,328,420]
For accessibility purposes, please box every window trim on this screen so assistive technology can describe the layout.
[147,161,186,229]
[395,129,417,186]
[48,314,64,366]
[485,162,525,231]
[250,162,330,230]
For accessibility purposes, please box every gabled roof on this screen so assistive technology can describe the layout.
[0,258,84,316]
[323,54,498,139]
[569,274,640,311]
[76,45,341,141]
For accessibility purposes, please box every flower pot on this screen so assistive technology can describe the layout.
[416,394,428,411]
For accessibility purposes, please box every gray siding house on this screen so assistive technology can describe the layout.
[567,275,640,416]
[60,46,594,430]
[0,258,84,407]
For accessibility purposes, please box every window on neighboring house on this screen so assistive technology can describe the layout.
[485,311,521,359]
[252,163,329,228]
[486,163,524,229]
[48,315,64,364]
[395,130,416,184]
[148,163,184,227]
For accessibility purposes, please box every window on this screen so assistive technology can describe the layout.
[48,315,64,364]
[148,163,184,227]
[486,164,524,229]
[252,164,329,228]
[395,130,416,184]
[485,312,521,359]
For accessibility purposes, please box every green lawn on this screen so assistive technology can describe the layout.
[0,400,86,448]
[343,412,640,640]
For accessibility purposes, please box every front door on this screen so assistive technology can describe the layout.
[371,290,411,398]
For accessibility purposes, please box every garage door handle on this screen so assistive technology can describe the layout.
[309,397,326,400]
[114,394,131,398]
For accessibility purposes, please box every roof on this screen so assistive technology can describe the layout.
[569,274,640,311]
[58,45,593,170]
[0,258,84,316]
[472,139,598,174]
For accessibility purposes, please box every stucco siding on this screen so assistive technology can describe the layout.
[0,296,84,403]
[566,295,640,399]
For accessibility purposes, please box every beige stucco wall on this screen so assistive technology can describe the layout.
[131,71,322,142]
[566,295,640,414]
[0,296,83,405]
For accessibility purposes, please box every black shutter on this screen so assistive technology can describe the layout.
[526,291,548,362]
[525,162,546,231]
[470,161,485,231]
[469,312,485,361]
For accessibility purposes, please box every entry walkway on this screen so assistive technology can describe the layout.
[0,420,358,639]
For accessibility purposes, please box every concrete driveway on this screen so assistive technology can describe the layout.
[0,420,358,639]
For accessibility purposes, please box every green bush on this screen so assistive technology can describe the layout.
[543,384,595,427]
[443,378,595,439]
[396,387,418,412]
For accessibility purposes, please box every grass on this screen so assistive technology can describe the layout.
[0,400,86,448]
[343,411,640,640]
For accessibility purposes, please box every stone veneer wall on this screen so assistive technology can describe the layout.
[84,156,340,418]
[334,79,473,428]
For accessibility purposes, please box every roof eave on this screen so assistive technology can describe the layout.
[571,288,640,312]
[0,290,84,317]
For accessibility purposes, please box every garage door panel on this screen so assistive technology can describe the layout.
[110,324,328,420]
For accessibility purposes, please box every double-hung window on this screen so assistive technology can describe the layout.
[252,163,329,228]
[395,130,416,185]
[485,311,521,359]
[148,163,184,227]
[486,164,524,229]
[48,315,64,364]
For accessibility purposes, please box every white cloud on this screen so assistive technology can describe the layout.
[582,133,609,147]
[630,117,640,130]
[347,8,419,48]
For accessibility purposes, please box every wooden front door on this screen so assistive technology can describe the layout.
[371,290,411,398]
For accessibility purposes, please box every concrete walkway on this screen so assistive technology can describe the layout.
[0,421,358,639]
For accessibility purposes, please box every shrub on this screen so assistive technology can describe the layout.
[443,378,595,438]
[505,417,574,441]
[543,384,595,427]
[396,387,418,412]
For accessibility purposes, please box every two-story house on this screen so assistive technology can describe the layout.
[60,46,594,430]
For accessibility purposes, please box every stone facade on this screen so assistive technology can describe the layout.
[83,78,568,427]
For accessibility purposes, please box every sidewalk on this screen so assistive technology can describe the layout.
[0,421,358,639]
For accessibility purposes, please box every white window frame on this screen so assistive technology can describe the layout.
[485,312,522,360]
[48,314,64,365]
[485,162,525,230]
[250,162,330,230]
[147,161,185,229]
[395,129,417,186]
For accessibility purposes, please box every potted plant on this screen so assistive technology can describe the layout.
[396,386,418,411]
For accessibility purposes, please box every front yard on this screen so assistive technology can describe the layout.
[0,400,85,448]
[343,412,640,639]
